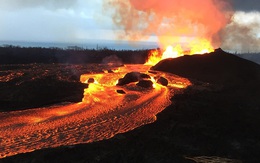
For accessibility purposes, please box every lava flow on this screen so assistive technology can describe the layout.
[0,64,191,158]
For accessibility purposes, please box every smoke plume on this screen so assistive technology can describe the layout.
[104,0,233,49]
[221,11,260,53]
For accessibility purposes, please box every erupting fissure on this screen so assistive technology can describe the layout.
[145,38,215,65]
[104,0,232,65]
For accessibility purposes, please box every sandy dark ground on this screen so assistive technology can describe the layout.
[1,49,260,163]
[0,64,121,111]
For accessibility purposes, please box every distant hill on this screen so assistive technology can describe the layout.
[236,53,260,65]
[0,46,149,64]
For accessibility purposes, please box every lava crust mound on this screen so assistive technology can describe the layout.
[152,48,260,87]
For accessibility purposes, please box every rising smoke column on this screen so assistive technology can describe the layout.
[104,0,233,49]
[221,11,260,53]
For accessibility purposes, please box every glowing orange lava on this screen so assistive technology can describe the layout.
[162,44,184,59]
[0,65,192,159]
[145,38,215,65]
[144,49,161,66]
[189,38,215,55]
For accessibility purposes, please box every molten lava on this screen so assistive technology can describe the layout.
[0,64,191,159]
[144,49,161,66]
[145,38,215,65]
[162,44,184,59]
[189,38,215,55]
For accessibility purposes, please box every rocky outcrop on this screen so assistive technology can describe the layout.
[116,72,151,86]
[136,80,153,88]
[152,48,260,88]
[87,78,95,83]
[157,77,168,86]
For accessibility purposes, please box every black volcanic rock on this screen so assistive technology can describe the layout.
[136,80,153,88]
[117,72,151,86]
[117,72,140,86]
[0,64,93,111]
[0,79,86,111]
[87,78,95,83]
[116,89,126,94]
[152,48,260,88]
[140,73,151,79]
[157,76,168,86]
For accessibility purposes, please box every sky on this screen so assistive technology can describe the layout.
[0,0,259,52]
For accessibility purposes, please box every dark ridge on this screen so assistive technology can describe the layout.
[152,48,260,88]
[0,46,150,64]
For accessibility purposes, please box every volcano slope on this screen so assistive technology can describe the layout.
[2,49,260,162]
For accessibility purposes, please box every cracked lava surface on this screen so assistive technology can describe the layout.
[0,64,191,158]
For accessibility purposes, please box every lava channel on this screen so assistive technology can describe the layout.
[0,64,191,158]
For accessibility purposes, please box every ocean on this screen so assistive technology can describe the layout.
[0,40,159,50]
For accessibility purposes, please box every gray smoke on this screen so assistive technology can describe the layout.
[221,11,260,53]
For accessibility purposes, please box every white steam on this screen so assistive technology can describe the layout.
[221,11,260,53]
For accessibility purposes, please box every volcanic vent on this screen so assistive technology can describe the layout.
[104,0,233,65]
[152,48,260,88]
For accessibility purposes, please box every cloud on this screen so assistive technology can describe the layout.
[0,0,115,43]
[0,0,78,10]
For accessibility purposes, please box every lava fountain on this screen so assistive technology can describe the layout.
[145,38,215,65]
[104,0,233,65]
